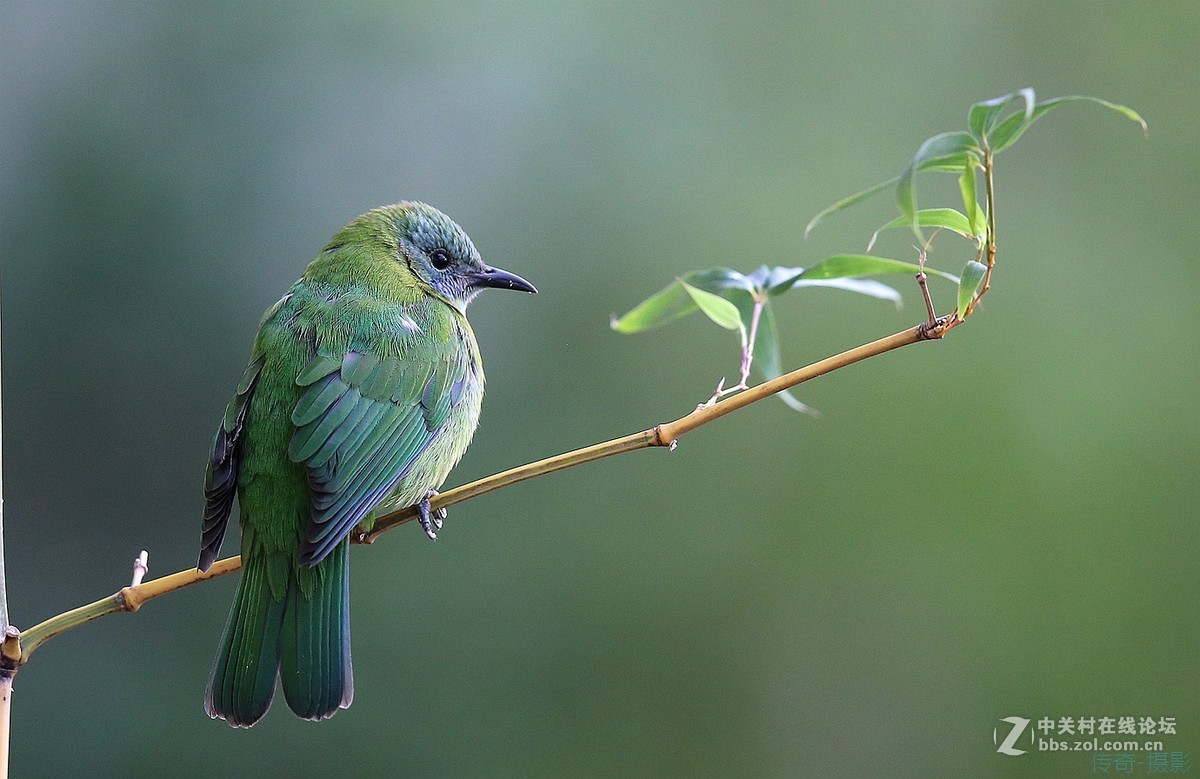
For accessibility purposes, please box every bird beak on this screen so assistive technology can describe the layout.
[471,265,537,294]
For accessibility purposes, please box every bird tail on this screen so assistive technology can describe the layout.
[205,539,353,726]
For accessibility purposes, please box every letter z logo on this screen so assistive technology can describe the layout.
[994,716,1031,755]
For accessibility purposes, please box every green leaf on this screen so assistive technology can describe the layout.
[681,281,743,332]
[958,164,985,239]
[759,266,899,303]
[610,279,697,333]
[896,131,982,239]
[896,164,918,238]
[968,88,1036,141]
[610,268,757,334]
[920,152,979,172]
[909,131,983,172]
[788,277,902,304]
[868,208,977,251]
[805,176,899,238]
[956,260,988,318]
[775,275,901,305]
[684,268,756,295]
[806,151,978,237]
[755,300,815,414]
[990,95,1148,154]
[801,254,959,284]
[969,93,1009,139]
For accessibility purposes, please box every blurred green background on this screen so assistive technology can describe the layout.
[2,2,1195,776]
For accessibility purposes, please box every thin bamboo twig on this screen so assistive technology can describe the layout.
[0,270,8,633]
[968,149,998,316]
[18,557,241,664]
[11,318,947,666]
[0,672,10,779]
[0,270,11,779]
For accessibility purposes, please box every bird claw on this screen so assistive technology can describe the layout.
[417,490,446,541]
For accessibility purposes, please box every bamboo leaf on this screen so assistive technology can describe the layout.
[684,268,757,295]
[755,300,815,414]
[681,281,743,331]
[909,131,982,171]
[610,269,757,334]
[990,95,1148,154]
[868,208,977,251]
[896,164,918,238]
[801,254,959,284]
[805,176,899,238]
[896,131,981,239]
[968,93,1010,139]
[958,165,985,239]
[806,150,978,236]
[956,260,988,318]
[788,277,902,304]
[610,280,697,333]
[920,152,978,172]
[761,266,900,302]
[968,88,1035,141]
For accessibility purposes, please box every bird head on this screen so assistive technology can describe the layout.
[309,202,536,310]
[363,202,536,310]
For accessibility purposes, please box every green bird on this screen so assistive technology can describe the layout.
[197,202,535,727]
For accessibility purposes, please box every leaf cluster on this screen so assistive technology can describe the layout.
[613,89,1146,410]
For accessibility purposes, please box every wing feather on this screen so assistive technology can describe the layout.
[290,348,470,566]
[199,356,265,571]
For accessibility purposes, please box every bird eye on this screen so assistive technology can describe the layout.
[429,249,452,270]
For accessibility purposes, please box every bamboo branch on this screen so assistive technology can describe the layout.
[0,278,8,641]
[968,148,998,316]
[8,155,1002,674]
[11,317,947,666]
[18,557,241,664]
[0,269,11,779]
[0,671,10,779]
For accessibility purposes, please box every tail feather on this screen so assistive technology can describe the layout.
[205,551,286,727]
[280,539,353,719]
[206,540,353,727]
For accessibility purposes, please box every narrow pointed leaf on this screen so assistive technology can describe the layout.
[805,175,899,238]
[681,281,743,331]
[683,268,756,295]
[754,300,815,414]
[968,88,1036,142]
[807,150,978,236]
[919,152,978,172]
[896,163,918,239]
[968,92,1012,139]
[956,260,988,317]
[990,95,1147,154]
[868,208,977,251]
[801,254,959,284]
[611,280,697,334]
[897,131,981,239]
[789,277,902,304]
[910,131,982,172]
[765,265,901,303]
[762,266,804,294]
[1015,87,1036,123]
[958,165,985,239]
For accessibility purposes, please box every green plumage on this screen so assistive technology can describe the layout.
[199,203,534,727]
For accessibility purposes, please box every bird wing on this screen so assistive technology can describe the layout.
[199,356,265,571]
[288,348,472,565]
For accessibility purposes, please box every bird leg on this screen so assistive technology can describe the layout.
[417,490,447,541]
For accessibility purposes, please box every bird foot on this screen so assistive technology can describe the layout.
[417,490,447,541]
